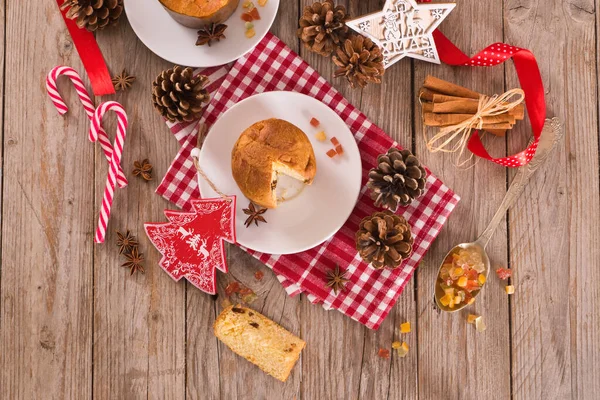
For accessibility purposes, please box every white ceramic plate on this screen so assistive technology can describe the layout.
[197,91,362,254]
[125,0,279,67]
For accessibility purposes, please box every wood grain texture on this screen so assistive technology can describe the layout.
[505,1,600,399]
[92,17,186,400]
[1,0,598,399]
[0,1,93,399]
[413,1,511,399]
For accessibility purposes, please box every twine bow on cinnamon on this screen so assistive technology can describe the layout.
[423,89,525,166]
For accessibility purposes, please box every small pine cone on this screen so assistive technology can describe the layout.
[367,148,427,211]
[355,211,414,270]
[61,0,123,32]
[332,34,385,88]
[298,1,350,56]
[151,66,211,123]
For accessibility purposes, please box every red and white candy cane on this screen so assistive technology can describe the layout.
[46,66,128,188]
[90,101,128,244]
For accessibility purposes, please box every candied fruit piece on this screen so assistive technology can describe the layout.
[467,297,475,305]
[258,0,267,5]
[478,274,486,285]
[392,341,401,349]
[249,7,261,19]
[335,144,344,155]
[241,12,253,21]
[310,117,320,127]
[396,342,409,358]
[465,280,480,292]
[400,322,411,333]
[496,267,512,280]
[467,314,478,324]
[440,294,452,307]
[443,287,454,296]
[326,149,337,158]
[245,22,254,30]
[330,136,340,146]
[505,285,515,294]
[453,295,462,305]
[466,268,478,280]
[225,281,240,295]
[315,131,326,142]
[457,276,468,287]
[245,28,256,38]
[378,348,390,359]
[254,270,264,281]
[475,316,486,332]
[242,1,253,8]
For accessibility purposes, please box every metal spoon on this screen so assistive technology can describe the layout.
[434,118,563,312]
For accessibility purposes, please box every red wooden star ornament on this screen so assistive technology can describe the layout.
[144,197,236,294]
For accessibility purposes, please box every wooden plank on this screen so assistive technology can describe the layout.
[202,2,304,397]
[413,0,512,398]
[354,0,418,398]
[505,2,600,398]
[0,2,93,399]
[295,1,367,399]
[92,19,186,399]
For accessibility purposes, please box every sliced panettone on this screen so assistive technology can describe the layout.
[214,305,305,382]
[231,118,317,208]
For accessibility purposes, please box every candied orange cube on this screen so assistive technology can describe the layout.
[310,117,320,127]
[505,285,515,294]
[467,297,476,305]
[330,136,340,146]
[440,294,452,307]
[478,274,486,285]
[245,28,256,38]
[326,149,337,158]
[443,287,454,296]
[335,144,344,155]
[457,276,468,287]
[400,322,411,333]
[392,341,401,349]
[453,295,462,305]
[258,0,268,5]
[467,314,478,324]
[315,131,326,142]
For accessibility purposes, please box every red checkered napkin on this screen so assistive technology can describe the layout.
[157,33,459,329]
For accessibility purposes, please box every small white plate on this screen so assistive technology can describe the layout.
[125,0,279,67]
[197,91,362,255]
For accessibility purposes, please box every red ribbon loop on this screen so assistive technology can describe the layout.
[432,30,547,167]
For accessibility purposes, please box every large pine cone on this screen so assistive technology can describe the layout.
[61,0,123,32]
[152,66,210,123]
[333,34,385,89]
[355,211,413,270]
[298,1,350,56]
[367,148,427,211]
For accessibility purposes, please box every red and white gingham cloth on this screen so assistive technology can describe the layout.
[157,33,459,329]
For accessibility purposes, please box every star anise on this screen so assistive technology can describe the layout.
[196,23,228,47]
[325,264,349,294]
[122,246,145,275]
[242,202,267,228]
[112,69,136,91]
[116,230,138,255]
[132,159,152,181]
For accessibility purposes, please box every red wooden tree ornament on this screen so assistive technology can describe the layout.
[144,197,236,294]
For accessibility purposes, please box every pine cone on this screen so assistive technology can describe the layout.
[367,148,427,211]
[333,34,385,88]
[151,66,210,123]
[355,211,413,270]
[61,0,123,32]
[298,1,350,56]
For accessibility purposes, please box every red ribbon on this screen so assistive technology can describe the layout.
[432,30,546,167]
[55,0,115,96]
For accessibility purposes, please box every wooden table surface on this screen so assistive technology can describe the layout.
[1,0,599,399]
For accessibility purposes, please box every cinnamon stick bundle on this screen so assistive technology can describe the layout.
[420,75,526,137]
